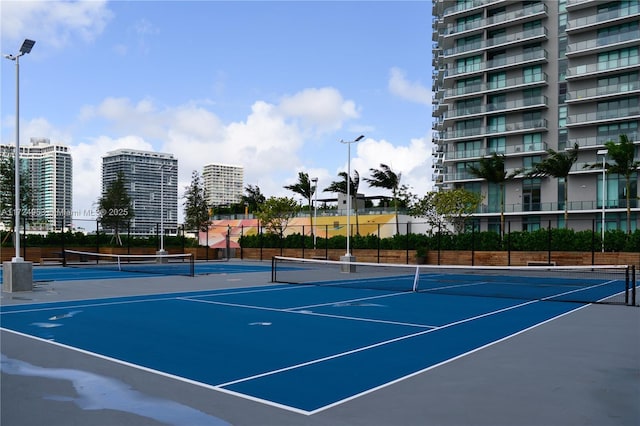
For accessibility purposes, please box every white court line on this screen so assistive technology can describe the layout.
[214,298,538,390]
[178,297,437,329]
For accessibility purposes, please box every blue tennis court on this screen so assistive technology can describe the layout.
[0,282,595,414]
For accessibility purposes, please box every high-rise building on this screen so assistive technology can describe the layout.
[102,149,178,236]
[202,163,244,207]
[1,138,73,231]
[432,0,639,233]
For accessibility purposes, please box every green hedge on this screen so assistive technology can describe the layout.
[239,229,640,252]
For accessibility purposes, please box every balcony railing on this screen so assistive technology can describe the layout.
[445,96,548,120]
[443,27,547,57]
[447,50,548,77]
[567,106,640,125]
[440,119,548,140]
[567,57,640,78]
[444,3,546,36]
[567,30,640,54]
[566,81,640,101]
[567,5,640,31]
[444,73,548,99]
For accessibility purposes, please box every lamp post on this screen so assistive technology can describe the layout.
[2,39,35,292]
[340,135,364,262]
[158,164,175,255]
[597,149,608,252]
[4,39,35,262]
[311,177,318,249]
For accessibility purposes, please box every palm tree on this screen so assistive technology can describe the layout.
[603,134,640,234]
[525,143,580,226]
[467,153,517,237]
[364,164,402,234]
[283,171,316,236]
[324,170,361,234]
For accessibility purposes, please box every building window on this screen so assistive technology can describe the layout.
[488,137,506,154]
[558,105,567,128]
[455,13,482,33]
[522,178,541,211]
[598,47,639,71]
[488,71,506,89]
[522,216,541,232]
[597,121,638,143]
[523,65,542,83]
[488,115,506,133]
[456,55,481,73]
[455,76,482,95]
[456,140,482,158]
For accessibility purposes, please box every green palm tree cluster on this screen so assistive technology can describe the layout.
[588,134,640,234]
[363,164,402,234]
[466,153,518,236]
[525,143,580,225]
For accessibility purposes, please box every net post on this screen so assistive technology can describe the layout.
[625,266,630,305]
[632,265,636,306]
[271,256,276,283]
[412,265,420,292]
[189,253,195,277]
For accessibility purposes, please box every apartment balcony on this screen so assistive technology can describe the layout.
[441,119,548,142]
[441,171,484,183]
[443,73,548,100]
[566,106,640,127]
[446,50,548,78]
[566,30,640,57]
[442,0,504,18]
[566,81,640,103]
[566,4,640,33]
[444,96,548,123]
[568,132,640,149]
[443,2,546,37]
[566,57,640,80]
[443,27,547,58]
[566,0,601,11]
[446,142,548,161]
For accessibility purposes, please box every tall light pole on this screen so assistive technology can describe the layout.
[340,135,364,258]
[597,149,608,252]
[311,177,318,249]
[158,164,175,254]
[4,39,35,262]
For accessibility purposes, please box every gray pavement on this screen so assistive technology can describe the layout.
[1,261,639,426]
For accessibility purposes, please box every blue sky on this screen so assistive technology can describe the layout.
[1,0,432,222]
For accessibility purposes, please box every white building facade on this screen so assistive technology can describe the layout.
[102,149,178,236]
[432,0,639,232]
[202,163,244,207]
[1,138,73,231]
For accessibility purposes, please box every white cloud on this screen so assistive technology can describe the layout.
[388,67,431,106]
[1,1,113,49]
[278,87,359,133]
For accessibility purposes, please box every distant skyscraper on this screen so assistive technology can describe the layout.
[432,0,639,232]
[102,149,178,236]
[1,138,72,231]
[202,163,244,207]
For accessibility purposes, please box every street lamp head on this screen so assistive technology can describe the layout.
[355,135,365,142]
[597,149,608,156]
[20,39,35,55]
[3,54,16,60]
[311,177,318,183]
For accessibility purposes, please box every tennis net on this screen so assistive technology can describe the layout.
[271,256,636,305]
[63,250,195,277]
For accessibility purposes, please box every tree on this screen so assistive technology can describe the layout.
[97,171,134,245]
[602,134,640,234]
[525,143,580,226]
[364,164,402,234]
[284,171,316,234]
[324,170,361,234]
[410,189,483,234]
[255,196,300,238]
[0,153,34,241]
[183,170,210,232]
[467,153,517,236]
[242,184,266,213]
